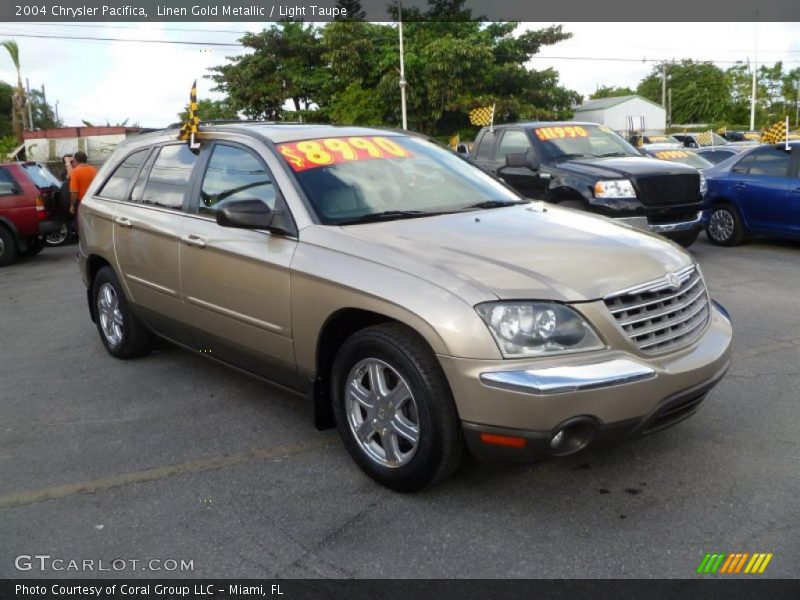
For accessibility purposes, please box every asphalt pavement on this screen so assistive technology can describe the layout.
[0,237,798,578]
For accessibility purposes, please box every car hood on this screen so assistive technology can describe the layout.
[553,156,697,179]
[305,204,691,304]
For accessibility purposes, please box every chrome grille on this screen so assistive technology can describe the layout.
[604,265,710,354]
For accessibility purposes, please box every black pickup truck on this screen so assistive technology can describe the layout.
[471,122,706,246]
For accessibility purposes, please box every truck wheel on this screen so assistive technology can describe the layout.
[93,266,154,359]
[331,323,464,492]
[0,226,18,267]
[706,203,744,246]
[45,222,70,246]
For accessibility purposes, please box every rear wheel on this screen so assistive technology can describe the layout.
[332,323,464,492]
[0,226,18,267]
[93,266,154,358]
[45,222,70,246]
[706,203,744,246]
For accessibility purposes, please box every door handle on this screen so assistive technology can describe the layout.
[793,187,800,195]
[733,183,747,190]
[113,216,132,228]
[181,234,207,249]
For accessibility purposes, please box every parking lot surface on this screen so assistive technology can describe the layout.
[1,238,798,578]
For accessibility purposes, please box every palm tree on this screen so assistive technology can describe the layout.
[2,40,27,142]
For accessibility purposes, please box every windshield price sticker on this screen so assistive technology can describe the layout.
[655,150,690,159]
[277,136,412,172]
[535,126,588,141]
[648,136,671,142]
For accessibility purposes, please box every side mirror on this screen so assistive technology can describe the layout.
[504,151,540,171]
[638,147,648,157]
[215,198,276,229]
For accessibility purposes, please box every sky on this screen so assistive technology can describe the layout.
[0,21,798,128]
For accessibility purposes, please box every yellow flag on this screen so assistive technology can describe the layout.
[449,134,460,149]
[178,80,199,142]
[761,119,788,144]
[469,105,495,127]
[695,131,714,146]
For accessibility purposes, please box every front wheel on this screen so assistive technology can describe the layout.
[0,226,18,267]
[331,323,464,492]
[92,266,154,359]
[706,204,744,246]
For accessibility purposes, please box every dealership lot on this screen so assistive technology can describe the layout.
[0,239,798,578]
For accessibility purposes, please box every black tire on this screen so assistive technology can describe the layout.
[0,225,18,267]
[331,323,464,492]
[44,222,70,246]
[706,203,744,246]
[92,265,154,359]
[22,238,45,257]
[669,229,700,248]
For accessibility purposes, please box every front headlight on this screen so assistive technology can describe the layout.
[475,302,605,358]
[594,179,637,198]
[699,173,708,195]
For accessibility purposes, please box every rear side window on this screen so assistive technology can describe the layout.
[496,130,531,162]
[20,164,60,189]
[142,144,198,210]
[732,153,756,174]
[100,149,149,201]
[747,148,790,177]
[198,144,275,216]
[475,131,496,160]
[0,168,18,195]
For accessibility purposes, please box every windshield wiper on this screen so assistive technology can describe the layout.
[337,210,441,225]
[554,153,590,160]
[464,199,529,209]
[596,151,631,158]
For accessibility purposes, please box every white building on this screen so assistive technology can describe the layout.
[572,95,666,132]
[21,126,143,166]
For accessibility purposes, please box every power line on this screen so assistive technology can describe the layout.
[0,30,243,47]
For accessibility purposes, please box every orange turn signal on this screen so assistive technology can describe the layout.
[480,433,526,448]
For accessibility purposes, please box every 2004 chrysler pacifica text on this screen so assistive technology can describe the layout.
[78,124,732,491]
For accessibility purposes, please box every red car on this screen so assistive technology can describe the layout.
[0,161,63,266]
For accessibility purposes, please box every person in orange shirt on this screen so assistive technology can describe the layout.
[69,151,98,216]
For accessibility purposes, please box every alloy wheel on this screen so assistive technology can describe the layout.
[708,208,735,243]
[97,282,124,346]
[345,358,420,468]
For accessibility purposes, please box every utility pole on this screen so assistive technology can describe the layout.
[54,100,59,124]
[667,89,672,127]
[398,1,407,130]
[795,75,799,128]
[661,63,666,107]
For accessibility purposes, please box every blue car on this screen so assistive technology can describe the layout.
[704,142,800,245]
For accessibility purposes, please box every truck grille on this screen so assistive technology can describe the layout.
[604,265,710,354]
[635,174,700,206]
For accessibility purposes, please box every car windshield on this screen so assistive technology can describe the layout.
[531,124,640,160]
[650,149,714,170]
[277,135,524,225]
[21,163,61,188]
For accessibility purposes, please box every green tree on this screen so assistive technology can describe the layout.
[28,88,61,129]
[209,1,578,135]
[589,85,635,100]
[0,81,14,137]
[638,60,731,124]
[177,98,238,123]
[210,22,324,119]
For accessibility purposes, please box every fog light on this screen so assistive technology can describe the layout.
[550,430,565,449]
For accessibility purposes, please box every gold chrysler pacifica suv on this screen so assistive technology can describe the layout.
[79,124,732,491]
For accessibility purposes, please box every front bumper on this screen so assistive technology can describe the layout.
[617,211,703,235]
[438,301,732,462]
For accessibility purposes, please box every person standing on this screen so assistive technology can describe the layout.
[69,151,97,218]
